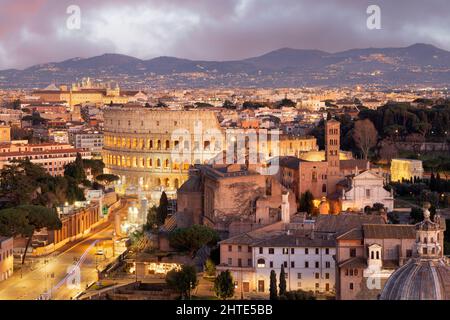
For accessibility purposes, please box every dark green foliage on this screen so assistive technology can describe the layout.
[299,191,315,215]
[83,159,105,177]
[166,264,198,299]
[95,174,119,185]
[204,258,216,277]
[64,153,86,183]
[157,191,169,225]
[214,270,235,300]
[279,290,317,300]
[145,206,158,230]
[279,265,287,296]
[169,225,220,255]
[270,270,278,300]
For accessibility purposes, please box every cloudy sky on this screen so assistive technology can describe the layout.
[1,0,449,69]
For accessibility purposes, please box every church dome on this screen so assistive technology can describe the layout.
[380,203,450,300]
[380,259,450,300]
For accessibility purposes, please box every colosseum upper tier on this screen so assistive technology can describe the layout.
[103,106,224,193]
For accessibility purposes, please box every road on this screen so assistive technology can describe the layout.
[0,202,129,300]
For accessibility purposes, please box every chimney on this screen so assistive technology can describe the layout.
[281,192,290,224]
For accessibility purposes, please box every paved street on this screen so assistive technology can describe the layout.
[0,203,129,300]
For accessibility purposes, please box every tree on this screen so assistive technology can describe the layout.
[299,191,314,215]
[64,153,86,183]
[279,265,287,296]
[279,290,316,300]
[214,270,235,300]
[166,264,198,300]
[169,225,219,256]
[145,206,158,230]
[0,205,61,264]
[270,270,278,300]
[157,191,169,225]
[353,119,378,160]
[204,258,216,278]
[95,174,119,186]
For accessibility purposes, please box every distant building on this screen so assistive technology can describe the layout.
[71,131,104,153]
[390,159,423,182]
[0,237,13,282]
[0,124,11,143]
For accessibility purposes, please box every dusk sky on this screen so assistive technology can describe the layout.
[1,0,450,69]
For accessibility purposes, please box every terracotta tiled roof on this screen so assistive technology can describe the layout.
[362,224,415,239]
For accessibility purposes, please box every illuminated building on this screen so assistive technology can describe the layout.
[390,159,423,182]
[0,237,13,282]
[0,142,91,176]
[31,78,147,109]
[0,124,11,143]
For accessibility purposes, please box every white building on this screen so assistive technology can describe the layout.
[72,132,104,153]
[339,170,394,212]
[0,237,13,281]
[251,236,336,294]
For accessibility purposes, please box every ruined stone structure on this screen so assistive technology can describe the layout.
[103,106,223,193]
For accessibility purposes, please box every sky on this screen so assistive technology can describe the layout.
[0,0,450,69]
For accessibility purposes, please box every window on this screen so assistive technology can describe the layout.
[305,261,309,268]
[248,246,252,253]
[297,273,302,279]
[228,258,232,265]
[291,261,295,268]
[349,283,354,290]
[325,248,330,255]
[406,249,412,257]
[325,261,331,268]
[228,245,232,252]
[291,248,295,254]
[354,269,358,276]
[270,261,273,268]
[238,246,242,252]
[345,269,349,276]
[325,273,330,279]
[305,248,309,255]
[350,248,357,257]
[350,269,354,276]
[247,259,252,266]
[315,273,320,279]
[365,189,371,198]
[315,261,319,268]
[238,259,242,267]
[282,248,289,254]
[297,282,302,288]
[259,247,263,254]
[257,259,265,268]
[268,248,274,254]
[315,248,319,255]
[283,261,288,268]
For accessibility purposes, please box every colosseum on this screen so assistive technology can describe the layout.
[102,105,318,195]
[103,106,226,194]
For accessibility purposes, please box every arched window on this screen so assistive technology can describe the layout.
[165,140,170,150]
[156,159,161,167]
[376,251,379,259]
[164,159,169,168]
[174,179,179,189]
[322,184,327,193]
[371,251,374,259]
[257,259,265,268]
[149,140,153,149]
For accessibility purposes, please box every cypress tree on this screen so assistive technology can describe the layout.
[279,265,287,296]
[270,270,278,300]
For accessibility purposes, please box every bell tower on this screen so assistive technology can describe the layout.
[325,119,341,195]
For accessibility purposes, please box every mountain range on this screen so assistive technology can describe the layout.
[1,43,450,89]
